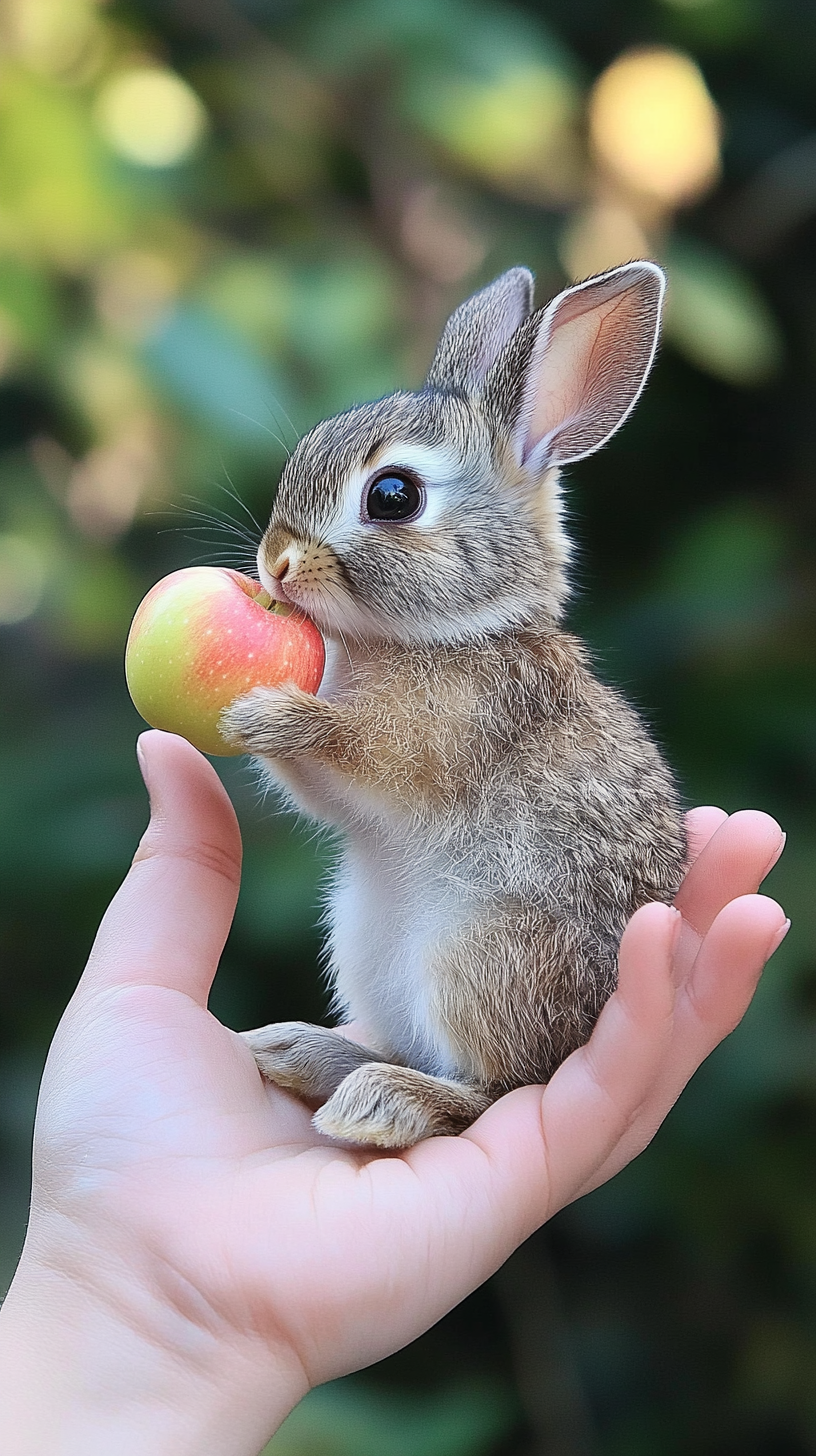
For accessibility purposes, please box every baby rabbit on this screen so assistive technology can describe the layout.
[222,261,686,1149]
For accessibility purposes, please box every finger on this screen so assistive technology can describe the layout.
[680,894,788,1045]
[684,806,727,865]
[527,902,679,1220]
[79,731,242,1004]
[675,810,784,936]
[411,903,680,1262]
[574,894,788,1198]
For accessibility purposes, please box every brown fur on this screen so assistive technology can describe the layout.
[226,630,684,1099]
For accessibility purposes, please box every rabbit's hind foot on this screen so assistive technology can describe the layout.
[313,1063,491,1148]
[241,1021,379,1102]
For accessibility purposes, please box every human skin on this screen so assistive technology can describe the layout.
[0,731,788,1455]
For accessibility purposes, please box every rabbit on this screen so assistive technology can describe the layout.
[221,260,687,1149]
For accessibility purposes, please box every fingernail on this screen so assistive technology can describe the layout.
[763,831,786,878]
[768,918,791,957]
[136,735,152,801]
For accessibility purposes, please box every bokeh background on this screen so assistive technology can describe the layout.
[0,0,814,1451]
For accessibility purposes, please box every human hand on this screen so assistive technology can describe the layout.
[0,733,787,1456]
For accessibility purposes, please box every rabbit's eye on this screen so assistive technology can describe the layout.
[365,472,423,522]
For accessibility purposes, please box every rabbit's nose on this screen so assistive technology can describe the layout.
[272,548,298,581]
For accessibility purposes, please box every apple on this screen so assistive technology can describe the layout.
[125,567,325,756]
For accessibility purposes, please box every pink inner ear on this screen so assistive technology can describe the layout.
[525,271,662,467]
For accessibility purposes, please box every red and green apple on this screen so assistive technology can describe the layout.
[125,566,325,756]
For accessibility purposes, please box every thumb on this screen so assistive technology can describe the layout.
[78,730,242,1006]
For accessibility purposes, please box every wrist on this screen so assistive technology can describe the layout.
[0,1231,307,1456]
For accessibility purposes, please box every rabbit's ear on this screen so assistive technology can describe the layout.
[490,262,665,473]
[425,267,534,393]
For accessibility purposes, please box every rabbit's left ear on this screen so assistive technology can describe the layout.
[425,267,534,393]
[488,262,665,473]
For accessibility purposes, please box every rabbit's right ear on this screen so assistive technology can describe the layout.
[486,262,665,474]
[425,267,534,393]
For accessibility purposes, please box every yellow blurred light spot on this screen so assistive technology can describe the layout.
[559,201,651,281]
[589,48,720,205]
[0,534,46,625]
[0,67,124,268]
[446,67,574,171]
[4,0,103,80]
[67,341,150,435]
[95,68,207,169]
[417,65,582,203]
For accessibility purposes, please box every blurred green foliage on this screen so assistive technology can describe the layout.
[260,1379,518,1456]
[1,0,815,1452]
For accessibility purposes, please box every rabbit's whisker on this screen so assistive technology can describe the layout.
[227,408,291,457]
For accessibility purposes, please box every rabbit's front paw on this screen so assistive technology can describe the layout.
[313,1064,491,1148]
[220,684,329,758]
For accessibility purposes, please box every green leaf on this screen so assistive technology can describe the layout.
[0,257,59,351]
[141,304,300,449]
[663,238,784,386]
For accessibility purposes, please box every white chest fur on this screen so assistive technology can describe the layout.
[326,828,462,1075]
[261,639,460,1074]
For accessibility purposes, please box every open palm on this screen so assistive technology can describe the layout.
[26,731,786,1426]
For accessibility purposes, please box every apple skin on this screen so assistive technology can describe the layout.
[125,567,325,756]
